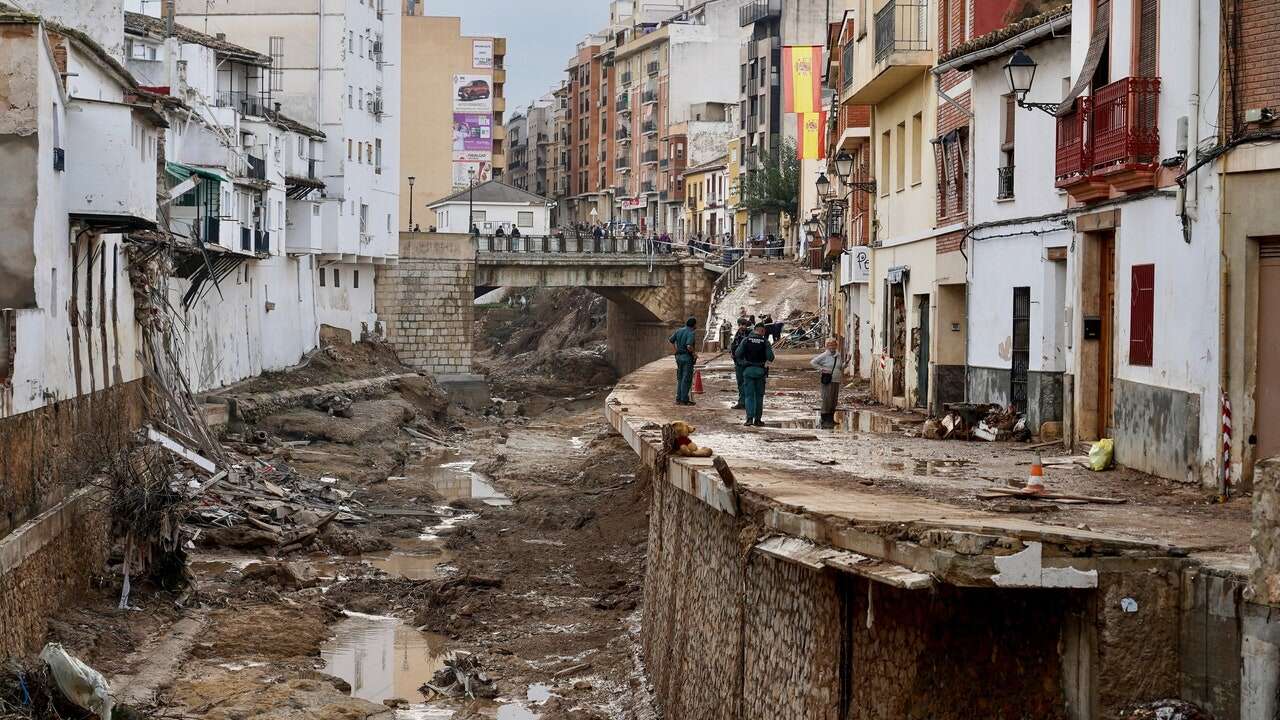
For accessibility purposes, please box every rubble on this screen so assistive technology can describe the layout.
[929,403,1033,442]
[419,652,498,700]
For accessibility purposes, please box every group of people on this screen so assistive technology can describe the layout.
[670,314,847,429]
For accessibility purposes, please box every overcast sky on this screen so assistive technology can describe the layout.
[424,0,612,112]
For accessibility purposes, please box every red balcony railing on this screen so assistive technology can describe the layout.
[1089,76,1160,176]
[1055,97,1090,188]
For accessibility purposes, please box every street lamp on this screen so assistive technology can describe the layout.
[805,216,821,236]
[407,176,415,230]
[467,168,477,237]
[815,172,832,201]
[833,151,855,183]
[1004,47,1058,115]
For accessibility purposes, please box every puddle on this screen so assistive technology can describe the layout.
[365,543,455,580]
[912,458,975,477]
[321,612,448,705]
[428,458,512,507]
[527,683,552,702]
[769,410,909,434]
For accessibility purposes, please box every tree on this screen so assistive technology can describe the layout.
[738,139,800,224]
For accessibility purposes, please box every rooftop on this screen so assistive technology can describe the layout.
[124,11,272,66]
[427,179,551,208]
[937,3,1071,69]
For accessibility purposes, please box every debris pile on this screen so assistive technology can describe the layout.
[1120,699,1214,720]
[419,652,498,700]
[924,403,1031,442]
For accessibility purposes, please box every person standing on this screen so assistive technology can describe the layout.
[669,318,699,406]
[734,322,774,426]
[810,337,845,429]
[729,317,752,410]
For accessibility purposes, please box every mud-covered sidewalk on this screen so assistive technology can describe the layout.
[608,353,1253,584]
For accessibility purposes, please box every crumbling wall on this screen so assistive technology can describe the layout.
[1095,565,1183,719]
[1251,457,1280,607]
[0,23,40,310]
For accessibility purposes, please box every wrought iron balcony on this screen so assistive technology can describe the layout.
[642,149,659,164]
[1055,77,1161,201]
[647,61,660,76]
[643,89,657,105]
[873,1,929,64]
[739,0,780,27]
[616,95,631,112]
[642,120,658,135]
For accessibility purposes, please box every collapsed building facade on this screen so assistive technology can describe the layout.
[0,0,397,656]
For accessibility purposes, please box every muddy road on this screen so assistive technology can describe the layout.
[26,328,654,720]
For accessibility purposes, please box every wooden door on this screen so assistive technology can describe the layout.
[1258,244,1280,458]
[1097,234,1116,438]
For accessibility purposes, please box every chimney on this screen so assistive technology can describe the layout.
[216,32,227,41]
[162,0,175,37]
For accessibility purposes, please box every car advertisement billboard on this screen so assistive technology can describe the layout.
[453,74,493,112]
[452,113,492,162]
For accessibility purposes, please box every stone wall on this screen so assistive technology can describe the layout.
[376,233,476,376]
[1251,457,1279,607]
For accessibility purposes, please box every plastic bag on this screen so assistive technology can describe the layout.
[1089,438,1115,471]
[39,643,113,720]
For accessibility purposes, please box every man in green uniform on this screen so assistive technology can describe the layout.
[729,317,752,409]
[669,318,698,406]
[733,322,774,426]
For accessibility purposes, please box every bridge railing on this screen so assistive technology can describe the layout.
[475,233,669,255]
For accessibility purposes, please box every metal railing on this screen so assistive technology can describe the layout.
[246,155,266,180]
[616,95,631,112]
[475,233,658,254]
[254,230,270,254]
[642,149,659,163]
[642,120,658,135]
[647,61,660,76]
[874,0,929,64]
[642,89,657,104]
[1055,97,1090,187]
[997,165,1015,199]
[217,90,269,117]
[1089,76,1160,175]
[739,0,781,27]
[702,252,748,344]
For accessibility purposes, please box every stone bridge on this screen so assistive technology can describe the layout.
[376,233,719,380]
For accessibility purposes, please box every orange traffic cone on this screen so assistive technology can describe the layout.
[1025,452,1045,494]
[692,369,705,394]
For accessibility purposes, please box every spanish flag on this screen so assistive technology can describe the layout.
[798,112,827,160]
[782,45,823,114]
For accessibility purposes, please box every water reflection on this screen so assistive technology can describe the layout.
[429,459,512,507]
[321,612,448,705]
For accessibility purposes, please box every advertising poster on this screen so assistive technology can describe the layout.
[472,39,494,69]
[452,113,493,162]
[453,74,493,112]
[452,160,492,190]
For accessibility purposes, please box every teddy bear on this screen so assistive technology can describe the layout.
[665,420,713,458]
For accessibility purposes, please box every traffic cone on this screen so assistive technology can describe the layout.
[1025,452,1046,494]
[692,369,705,394]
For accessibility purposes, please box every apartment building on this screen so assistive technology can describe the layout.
[526,95,557,198]
[175,0,402,335]
[398,12,506,229]
[564,36,609,226]
[506,109,530,191]
[737,0,828,242]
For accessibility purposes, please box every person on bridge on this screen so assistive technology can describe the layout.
[729,317,752,410]
[669,318,699,406]
[810,337,845,429]
[734,322,774,426]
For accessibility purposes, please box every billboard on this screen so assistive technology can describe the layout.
[452,160,492,190]
[452,113,492,162]
[453,74,493,112]
[472,40,494,69]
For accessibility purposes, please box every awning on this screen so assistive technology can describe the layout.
[753,536,934,590]
[1058,0,1110,115]
[165,162,229,184]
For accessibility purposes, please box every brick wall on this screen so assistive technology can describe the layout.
[936,0,971,227]
[375,233,476,376]
[1223,0,1280,135]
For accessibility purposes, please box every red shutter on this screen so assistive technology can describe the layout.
[1129,264,1155,366]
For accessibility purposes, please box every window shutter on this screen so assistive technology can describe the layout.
[1137,0,1158,78]
[1058,0,1111,115]
[1003,95,1016,148]
[1129,264,1155,366]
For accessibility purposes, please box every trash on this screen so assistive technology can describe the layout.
[420,652,498,699]
[973,421,999,442]
[147,426,217,474]
[921,418,943,440]
[1121,699,1213,720]
[312,392,354,418]
[1088,439,1115,471]
[39,643,114,720]
[1120,597,1139,613]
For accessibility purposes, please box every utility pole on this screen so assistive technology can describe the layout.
[468,168,477,237]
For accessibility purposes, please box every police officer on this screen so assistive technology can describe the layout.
[733,322,774,426]
[729,317,752,410]
[669,317,699,406]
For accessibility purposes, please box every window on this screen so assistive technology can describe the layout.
[517,211,534,227]
[312,203,320,216]
[880,131,890,196]
[353,269,360,288]
[298,136,306,157]
[359,203,369,233]
[347,139,352,159]
[348,86,353,108]
[359,87,364,110]
[375,139,382,173]
[50,268,56,317]
[999,94,1016,199]
[473,210,487,222]
[1130,264,1155,366]
[348,31,354,52]
[333,268,340,287]
[319,267,326,286]
[895,122,906,192]
[911,113,923,185]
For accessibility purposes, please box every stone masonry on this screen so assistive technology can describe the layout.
[376,233,476,376]
[1250,457,1279,607]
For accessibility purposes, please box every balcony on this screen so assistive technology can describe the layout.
[647,61,660,76]
[643,89,657,105]
[616,158,631,171]
[642,149,659,164]
[847,1,931,104]
[996,165,1015,200]
[739,0,780,27]
[641,181,655,194]
[1055,78,1161,202]
[65,101,157,226]
[217,90,269,117]
[642,120,658,135]
[246,154,266,180]
[254,229,270,254]
[621,71,632,85]
[616,95,631,113]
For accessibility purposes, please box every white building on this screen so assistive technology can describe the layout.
[0,7,157,418]
[428,180,553,237]
[935,8,1073,433]
[174,0,402,337]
